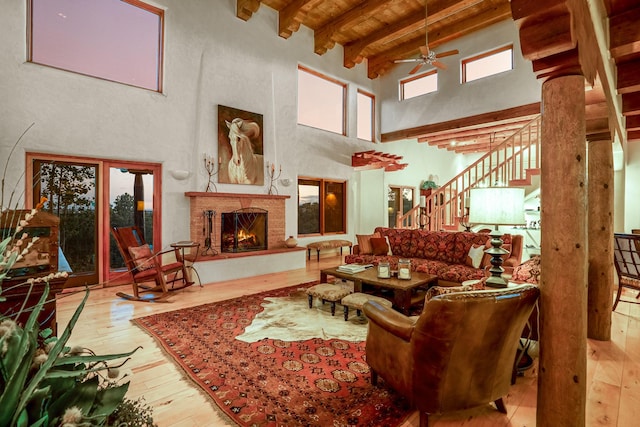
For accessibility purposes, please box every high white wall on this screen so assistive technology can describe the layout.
[378,20,541,133]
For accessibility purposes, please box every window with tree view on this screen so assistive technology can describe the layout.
[298,178,346,235]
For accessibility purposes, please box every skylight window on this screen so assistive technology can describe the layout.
[400,70,438,100]
[29,0,164,92]
[462,45,513,83]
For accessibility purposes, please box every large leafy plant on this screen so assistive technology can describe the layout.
[1,126,152,426]
[1,214,146,426]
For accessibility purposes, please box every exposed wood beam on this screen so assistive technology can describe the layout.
[315,0,389,55]
[626,115,640,131]
[343,14,424,68]
[622,92,640,116]
[518,7,575,61]
[609,6,640,59]
[367,3,511,78]
[381,103,541,142]
[617,57,640,94]
[343,0,485,68]
[585,102,609,120]
[351,150,407,172]
[420,121,531,144]
[279,0,320,39]
[237,0,261,21]
[628,130,640,141]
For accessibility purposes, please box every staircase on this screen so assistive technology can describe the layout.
[397,115,541,231]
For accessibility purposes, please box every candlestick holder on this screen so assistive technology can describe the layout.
[203,154,219,192]
[458,207,471,231]
[266,161,282,195]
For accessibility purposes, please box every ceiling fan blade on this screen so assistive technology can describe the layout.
[436,49,459,58]
[394,58,421,63]
[432,60,447,70]
[419,45,429,56]
[409,63,424,74]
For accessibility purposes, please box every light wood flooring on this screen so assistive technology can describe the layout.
[55,255,640,426]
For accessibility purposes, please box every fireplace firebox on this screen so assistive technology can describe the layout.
[221,208,268,253]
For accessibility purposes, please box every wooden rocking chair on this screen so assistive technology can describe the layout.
[112,226,194,302]
[613,233,640,311]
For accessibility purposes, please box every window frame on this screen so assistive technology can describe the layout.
[399,69,438,101]
[297,177,347,236]
[461,44,513,84]
[297,65,347,136]
[356,89,375,142]
[27,0,165,92]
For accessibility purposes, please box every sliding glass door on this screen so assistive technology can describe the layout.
[28,154,162,286]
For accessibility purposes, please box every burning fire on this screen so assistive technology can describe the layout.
[237,229,256,242]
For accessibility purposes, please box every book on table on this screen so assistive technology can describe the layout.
[337,264,372,274]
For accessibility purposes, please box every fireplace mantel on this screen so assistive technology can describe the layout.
[185,192,289,200]
[185,192,290,257]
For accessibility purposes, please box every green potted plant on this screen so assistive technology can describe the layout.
[1,125,155,426]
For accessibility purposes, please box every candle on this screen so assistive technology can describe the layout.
[420,195,426,208]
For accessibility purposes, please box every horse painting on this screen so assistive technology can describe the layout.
[225,118,264,185]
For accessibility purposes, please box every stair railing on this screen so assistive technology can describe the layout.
[396,115,541,231]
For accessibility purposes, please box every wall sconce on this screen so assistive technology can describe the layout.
[170,169,191,180]
[279,178,292,187]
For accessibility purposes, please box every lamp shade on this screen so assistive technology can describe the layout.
[468,187,526,225]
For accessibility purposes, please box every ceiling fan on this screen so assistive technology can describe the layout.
[394,2,459,75]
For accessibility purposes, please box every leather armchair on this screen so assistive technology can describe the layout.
[363,284,539,427]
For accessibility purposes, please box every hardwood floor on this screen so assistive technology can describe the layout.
[55,255,640,426]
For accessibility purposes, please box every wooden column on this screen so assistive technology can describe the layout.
[587,137,614,340]
[538,74,587,427]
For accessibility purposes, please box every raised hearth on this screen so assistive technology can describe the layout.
[185,192,304,284]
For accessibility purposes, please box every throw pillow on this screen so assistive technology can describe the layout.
[128,244,154,271]
[384,235,393,255]
[370,237,389,256]
[466,244,485,269]
[356,232,381,255]
[511,255,541,284]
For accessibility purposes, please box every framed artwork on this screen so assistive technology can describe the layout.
[217,105,264,185]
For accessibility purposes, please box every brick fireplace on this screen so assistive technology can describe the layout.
[185,192,289,257]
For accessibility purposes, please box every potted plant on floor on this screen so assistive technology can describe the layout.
[1,125,156,426]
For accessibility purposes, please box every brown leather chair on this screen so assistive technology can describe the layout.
[363,284,539,427]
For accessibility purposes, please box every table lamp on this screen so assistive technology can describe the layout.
[469,187,525,287]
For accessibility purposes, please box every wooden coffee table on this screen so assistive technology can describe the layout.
[320,266,437,314]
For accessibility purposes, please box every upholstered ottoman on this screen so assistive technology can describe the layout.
[306,283,352,316]
[341,292,393,321]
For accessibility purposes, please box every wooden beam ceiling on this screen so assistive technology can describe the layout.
[237,0,640,148]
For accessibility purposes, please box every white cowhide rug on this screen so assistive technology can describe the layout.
[236,286,368,343]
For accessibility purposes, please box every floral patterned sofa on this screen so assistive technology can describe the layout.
[344,227,523,286]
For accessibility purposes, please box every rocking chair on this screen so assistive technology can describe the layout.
[112,226,194,302]
[613,233,640,311]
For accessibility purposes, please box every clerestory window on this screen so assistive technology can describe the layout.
[28,0,164,92]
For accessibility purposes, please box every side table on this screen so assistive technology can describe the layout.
[171,241,202,287]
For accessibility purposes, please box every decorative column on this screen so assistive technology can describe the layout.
[539,74,587,427]
[587,136,614,340]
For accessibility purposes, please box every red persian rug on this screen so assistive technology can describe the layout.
[133,282,412,426]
